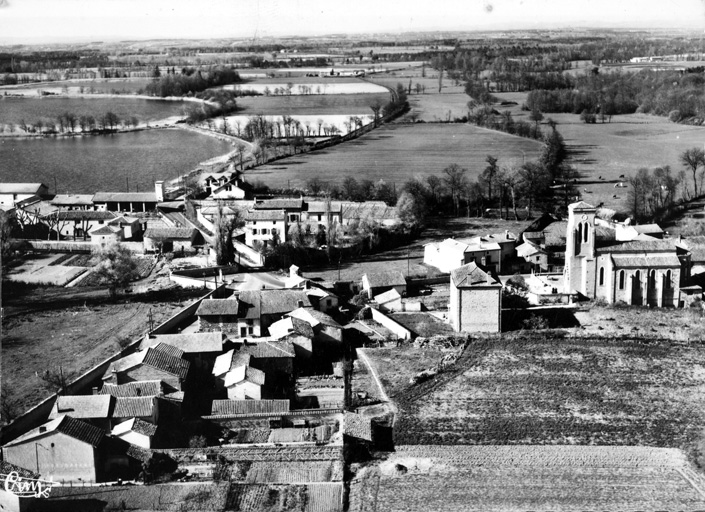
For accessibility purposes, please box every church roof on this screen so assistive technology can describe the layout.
[569,201,596,210]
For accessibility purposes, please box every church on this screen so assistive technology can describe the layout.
[564,201,693,307]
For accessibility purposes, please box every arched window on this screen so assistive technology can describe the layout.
[575,226,582,255]
[665,270,672,289]
[583,222,589,243]
[619,270,625,290]
[649,270,656,289]
[599,267,605,286]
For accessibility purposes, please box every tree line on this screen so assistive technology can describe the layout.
[144,65,242,98]
[14,110,139,135]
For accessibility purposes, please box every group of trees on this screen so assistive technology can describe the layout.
[144,65,241,98]
[305,177,397,205]
[15,110,138,135]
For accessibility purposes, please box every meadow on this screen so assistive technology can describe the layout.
[224,81,388,95]
[235,92,390,117]
[0,78,153,95]
[247,123,543,189]
[366,333,705,452]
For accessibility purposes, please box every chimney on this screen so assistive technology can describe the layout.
[487,272,494,285]
[155,181,165,202]
[92,387,99,395]
[39,426,47,433]
[297,300,304,308]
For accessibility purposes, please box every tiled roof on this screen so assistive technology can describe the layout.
[210,399,290,416]
[254,198,304,210]
[224,366,266,387]
[56,416,105,447]
[132,418,158,436]
[363,271,406,289]
[113,397,156,419]
[144,227,195,239]
[142,348,190,379]
[126,444,152,462]
[631,224,664,234]
[100,381,164,398]
[245,209,286,221]
[91,225,121,236]
[287,307,341,328]
[239,289,312,316]
[241,340,296,359]
[600,239,676,253]
[105,351,148,376]
[451,262,501,287]
[374,288,402,304]
[610,254,681,268]
[344,411,373,441]
[306,201,342,213]
[0,183,46,194]
[50,395,113,419]
[196,298,240,316]
[0,461,39,480]
[52,210,116,221]
[152,342,185,359]
[341,201,398,221]
[569,201,596,210]
[93,192,157,203]
[148,332,223,353]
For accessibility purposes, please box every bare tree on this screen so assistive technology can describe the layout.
[443,164,468,215]
[680,147,705,197]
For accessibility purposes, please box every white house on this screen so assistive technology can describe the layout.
[0,183,49,207]
[244,209,287,248]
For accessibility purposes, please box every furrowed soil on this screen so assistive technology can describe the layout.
[1,285,202,416]
[364,333,705,450]
[349,445,705,512]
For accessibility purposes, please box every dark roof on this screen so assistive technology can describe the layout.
[57,416,105,447]
[210,399,290,416]
[90,225,120,236]
[238,289,312,316]
[113,397,156,419]
[241,340,296,359]
[100,381,164,398]
[610,254,681,268]
[196,298,240,316]
[598,239,676,254]
[93,192,157,203]
[254,198,304,210]
[344,412,373,441]
[144,227,196,240]
[142,348,190,379]
[451,262,501,287]
[244,366,266,386]
[0,461,40,480]
[153,342,185,359]
[363,271,406,289]
[52,210,116,221]
[132,418,158,436]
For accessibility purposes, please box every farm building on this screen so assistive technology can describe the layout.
[565,201,686,307]
[50,194,95,210]
[92,192,158,213]
[362,271,407,299]
[449,262,502,333]
[0,182,49,207]
[41,210,118,240]
[2,416,119,483]
[374,288,403,312]
[143,227,202,253]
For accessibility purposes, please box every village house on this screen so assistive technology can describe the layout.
[48,395,113,431]
[0,183,49,207]
[50,194,96,211]
[255,197,305,223]
[210,175,253,200]
[244,209,287,248]
[362,271,407,299]
[98,380,165,398]
[111,396,159,426]
[424,231,517,274]
[102,347,190,392]
[2,416,120,483]
[43,210,118,240]
[142,332,223,371]
[449,262,503,333]
[303,201,343,228]
[93,192,158,213]
[143,227,202,253]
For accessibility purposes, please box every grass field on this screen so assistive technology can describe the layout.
[235,92,390,117]
[246,123,543,189]
[225,82,387,95]
[363,333,705,451]
[350,445,705,511]
[1,286,200,416]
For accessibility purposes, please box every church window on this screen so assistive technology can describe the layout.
[599,267,604,286]
[583,222,589,243]
[649,270,656,289]
[665,270,672,289]
[618,270,625,290]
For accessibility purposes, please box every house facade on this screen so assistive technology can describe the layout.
[449,262,502,333]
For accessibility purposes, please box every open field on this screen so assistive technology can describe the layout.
[235,92,390,117]
[1,286,201,415]
[364,333,705,449]
[350,445,705,511]
[0,78,153,95]
[247,124,543,189]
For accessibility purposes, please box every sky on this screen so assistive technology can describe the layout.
[0,0,703,44]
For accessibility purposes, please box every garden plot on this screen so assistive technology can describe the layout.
[351,445,705,512]
[5,253,87,285]
[224,82,388,95]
